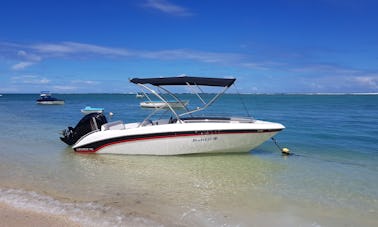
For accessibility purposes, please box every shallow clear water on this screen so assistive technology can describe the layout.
[0,94,377,226]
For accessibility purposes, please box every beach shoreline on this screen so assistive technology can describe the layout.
[0,202,81,227]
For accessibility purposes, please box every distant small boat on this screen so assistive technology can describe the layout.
[140,100,189,109]
[136,92,145,98]
[81,106,104,115]
[36,91,64,105]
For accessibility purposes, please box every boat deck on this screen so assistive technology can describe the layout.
[101,116,255,131]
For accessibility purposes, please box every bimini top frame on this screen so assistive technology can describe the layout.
[129,76,236,123]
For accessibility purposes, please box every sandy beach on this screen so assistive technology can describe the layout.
[0,202,80,227]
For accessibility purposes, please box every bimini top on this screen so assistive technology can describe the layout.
[130,76,236,87]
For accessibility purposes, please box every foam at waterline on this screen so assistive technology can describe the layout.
[0,188,162,227]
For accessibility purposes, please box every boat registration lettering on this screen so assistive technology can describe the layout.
[192,136,218,143]
[76,147,94,152]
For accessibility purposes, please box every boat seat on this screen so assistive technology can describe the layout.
[101,121,125,131]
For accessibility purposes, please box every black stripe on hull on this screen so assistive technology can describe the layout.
[74,129,282,153]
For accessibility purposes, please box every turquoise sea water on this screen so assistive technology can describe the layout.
[0,94,377,226]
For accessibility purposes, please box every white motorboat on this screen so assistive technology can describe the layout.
[135,92,145,98]
[81,106,105,115]
[36,91,64,105]
[140,100,189,109]
[60,76,285,155]
[138,89,188,109]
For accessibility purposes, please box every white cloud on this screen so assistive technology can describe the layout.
[17,50,27,57]
[1,41,249,71]
[291,64,360,75]
[241,61,285,70]
[17,50,41,61]
[53,85,77,91]
[11,75,50,84]
[288,63,378,91]
[10,42,243,65]
[138,49,244,63]
[3,42,378,93]
[11,61,35,70]
[143,0,192,16]
[32,43,76,54]
[353,76,378,89]
[11,50,42,70]
[32,42,132,57]
[71,80,100,85]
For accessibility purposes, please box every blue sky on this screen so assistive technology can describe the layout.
[1,0,377,93]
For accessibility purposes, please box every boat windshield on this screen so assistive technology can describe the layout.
[40,91,52,97]
[130,76,238,123]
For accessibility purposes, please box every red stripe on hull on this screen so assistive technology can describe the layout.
[74,129,281,153]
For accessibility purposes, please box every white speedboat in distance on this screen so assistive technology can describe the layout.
[140,100,189,109]
[81,106,105,115]
[135,92,145,98]
[138,90,188,109]
[36,91,64,105]
[60,76,285,155]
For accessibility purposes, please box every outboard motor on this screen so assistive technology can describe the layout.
[60,113,108,145]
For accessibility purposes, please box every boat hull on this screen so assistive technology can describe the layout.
[72,121,284,155]
[36,100,65,105]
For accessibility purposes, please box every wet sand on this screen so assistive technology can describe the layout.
[0,202,80,227]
